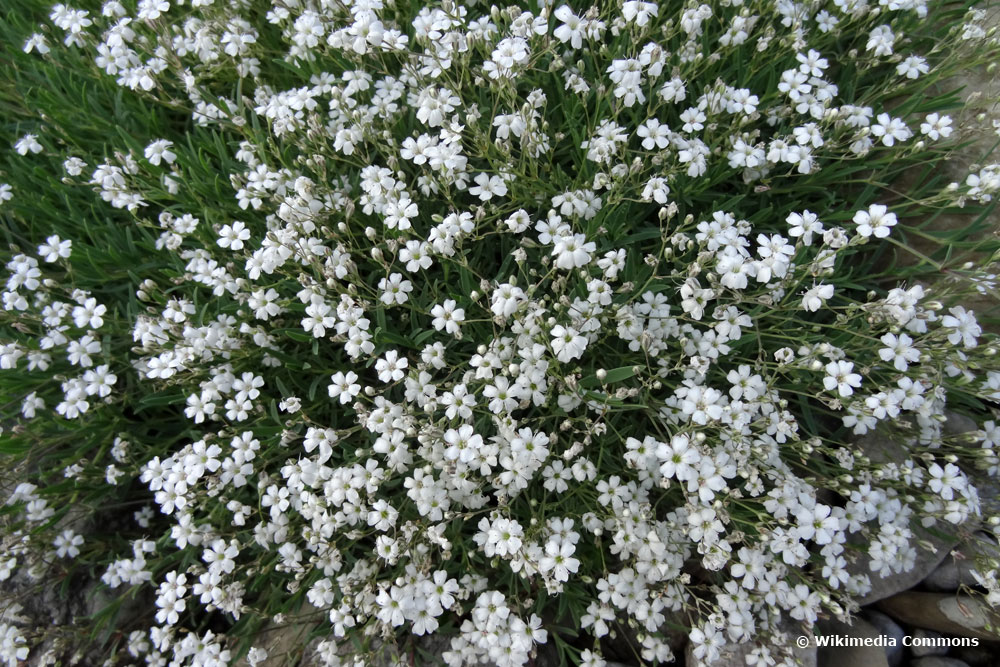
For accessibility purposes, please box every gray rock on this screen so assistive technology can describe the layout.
[909,630,950,657]
[236,601,321,667]
[923,532,1000,592]
[942,411,979,438]
[600,607,687,664]
[863,610,905,667]
[925,556,969,592]
[684,620,816,667]
[951,643,1000,667]
[685,637,751,667]
[876,592,1000,641]
[911,658,972,667]
[843,512,956,605]
[845,431,960,605]
[816,616,888,667]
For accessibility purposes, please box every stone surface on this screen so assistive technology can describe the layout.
[599,608,688,664]
[876,592,1000,641]
[942,412,980,439]
[816,616,888,667]
[233,601,320,667]
[684,622,816,667]
[951,643,1000,667]
[909,629,950,658]
[923,532,1000,593]
[843,515,956,606]
[863,610,905,667]
[910,659,972,667]
[846,429,963,605]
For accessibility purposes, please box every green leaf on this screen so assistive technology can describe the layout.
[580,365,637,388]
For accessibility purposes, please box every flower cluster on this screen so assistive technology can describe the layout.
[2,1,1000,666]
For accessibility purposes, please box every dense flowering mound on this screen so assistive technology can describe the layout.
[1,0,1000,665]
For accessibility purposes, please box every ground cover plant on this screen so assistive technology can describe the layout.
[2,0,1000,665]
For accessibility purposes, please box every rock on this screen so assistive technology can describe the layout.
[600,608,687,663]
[236,601,320,667]
[923,532,1000,592]
[942,411,979,438]
[862,610,904,667]
[844,522,956,606]
[909,629,949,657]
[684,619,816,667]
[938,596,1000,639]
[815,616,888,667]
[876,592,1000,641]
[925,557,968,592]
[951,643,1000,667]
[911,659,972,667]
[845,432,960,605]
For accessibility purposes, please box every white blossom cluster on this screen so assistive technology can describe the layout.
[3,1,1000,666]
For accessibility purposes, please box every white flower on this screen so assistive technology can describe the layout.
[383,196,417,230]
[375,350,407,383]
[137,0,170,21]
[475,516,524,557]
[551,324,587,362]
[919,113,953,141]
[378,273,413,305]
[430,299,465,335]
[657,434,701,481]
[217,221,251,250]
[38,235,72,262]
[786,210,824,246]
[796,49,828,77]
[483,376,521,414]
[800,283,835,312]
[491,283,525,318]
[878,332,920,371]
[23,33,50,54]
[637,118,670,150]
[469,173,508,201]
[144,139,176,166]
[552,233,595,270]
[927,462,965,500]
[941,306,981,348]
[63,157,86,175]
[823,360,862,397]
[14,134,43,155]
[538,540,580,582]
[866,25,896,57]
[247,648,268,667]
[553,5,586,49]
[896,55,929,79]
[853,204,897,238]
[870,113,912,147]
[443,424,483,464]
[328,370,361,404]
[53,528,84,558]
